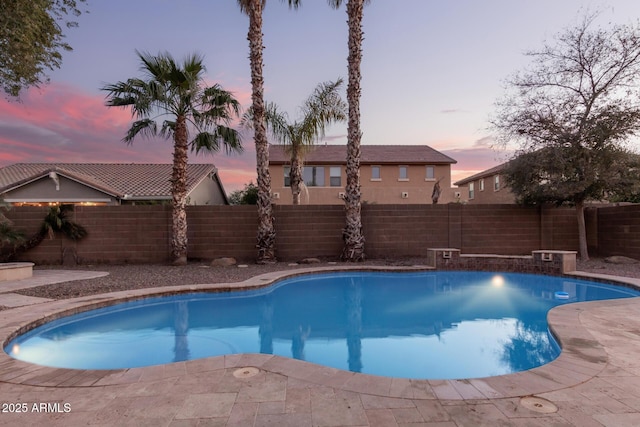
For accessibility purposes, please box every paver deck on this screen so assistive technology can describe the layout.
[0,267,639,426]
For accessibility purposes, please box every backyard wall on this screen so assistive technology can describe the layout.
[1,203,630,265]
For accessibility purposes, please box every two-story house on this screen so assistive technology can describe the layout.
[453,162,515,204]
[269,144,457,204]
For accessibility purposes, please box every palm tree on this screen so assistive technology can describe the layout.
[1,205,86,262]
[329,0,370,262]
[102,51,242,265]
[237,0,301,263]
[242,79,346,204]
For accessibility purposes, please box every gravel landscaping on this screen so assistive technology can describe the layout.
[12,256,640,301]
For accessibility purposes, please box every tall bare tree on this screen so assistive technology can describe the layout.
[492,13,640,260]
[103,51,242,265]
[329,0,370,262]
[237,0,301,263]
[0,0,87,98]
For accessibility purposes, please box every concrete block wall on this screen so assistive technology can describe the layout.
[2,203,632,265]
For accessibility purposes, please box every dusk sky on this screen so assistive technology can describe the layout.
[3,1,640,192]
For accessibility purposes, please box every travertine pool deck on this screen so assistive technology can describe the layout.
[0,267,639,426]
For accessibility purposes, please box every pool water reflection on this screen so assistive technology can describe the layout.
[6,271,639,379]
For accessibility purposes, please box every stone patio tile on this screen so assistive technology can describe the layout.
[237,353,273,368]
[599,375,640,398]
[94,368,143,385]
[227,401,259,425]
[163,361,187,378]
[123,394,186,419]
[409,380,437,400]
[253,412,313,427]
[557,407,612,427]
[365,409,398,427]
[184,357,225,374]
[449,379,487,400]
[507,416,572,426]
[342,373,392,396]
[89,395,136,424]
[468,379,503,399]
[284,387,311,413]
[592,413,640,427]
[576,377,638,402]
[388,378,414,399]
[120,378,180,397]
[258,401,285,414]
[236,376,287,402]
[310,388,368,427]
[445,402,512,427]
[427,380,463,400]
[174,393,237,420]
[359,394,416,409]
[413,399,451,423]
[391,407,424,423]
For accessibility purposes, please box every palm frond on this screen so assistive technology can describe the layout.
[124,119,157,143]
[191,126,243,155]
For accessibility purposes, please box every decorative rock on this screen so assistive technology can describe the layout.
[237,264,249,268]
[211,257,237,267]
[288,263,299,266]
[299,258,321,264]
[604,256,639,265]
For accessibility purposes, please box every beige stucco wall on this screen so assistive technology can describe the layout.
[269,163,454,205]
[456,174,516,204]
[3,175,117,205]
[186,174,227,205]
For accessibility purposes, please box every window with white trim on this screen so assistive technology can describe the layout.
[469,182,475,199]
[399,166,408,180]
[329,166,341,187]
[371,166,381,180]
[303,166,325,187]
[425,165,435,180]
[494,175,500,191]
[479,178,485,191]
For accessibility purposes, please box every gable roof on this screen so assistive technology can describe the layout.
[453,163,507,186]
[0,163,223,200]
[269,144,457,165]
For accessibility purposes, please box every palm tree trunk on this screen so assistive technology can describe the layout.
[290,150,303,205]
[341,0,366,262]
[247,0,276,263]
[171,115,189,265]
[576,199,589,261]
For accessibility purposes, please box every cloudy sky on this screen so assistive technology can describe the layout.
[2,0,640,192]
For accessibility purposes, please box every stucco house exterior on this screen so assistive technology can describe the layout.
[268,144,457,204]
[0,163,229,206]
[453,162,515,204]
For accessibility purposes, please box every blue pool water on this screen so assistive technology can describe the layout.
[5,271,639,379]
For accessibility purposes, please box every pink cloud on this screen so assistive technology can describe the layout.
[0,83,259,193]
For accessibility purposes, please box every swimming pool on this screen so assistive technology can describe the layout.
[5,271,639,379]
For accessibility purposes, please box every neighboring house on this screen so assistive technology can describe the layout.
[269,144,457,204]
[0,163,229,206]
[453,162,515,204]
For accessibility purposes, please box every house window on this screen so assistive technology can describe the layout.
[469,182,475,200]
[494,175,500,191]
[284,167,290,187]
[371,166,381,180]
[479,178,485,191]
[303,166,325,187]
[425,165,435,181]
[399,166,408,181]
[329,167,341,187]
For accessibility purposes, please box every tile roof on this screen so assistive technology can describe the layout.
[453,162,507,186]
[269,144,457,165]
[0,163,219,199]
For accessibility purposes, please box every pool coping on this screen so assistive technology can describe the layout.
[0,265,638,401]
